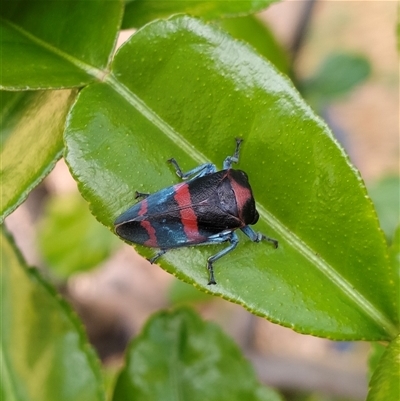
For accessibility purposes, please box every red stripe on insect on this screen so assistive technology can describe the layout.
[174,183,201,242]
[138,200,157,246]
[229,175,251,223]
[142,221,158,247]
[138,199,147,216]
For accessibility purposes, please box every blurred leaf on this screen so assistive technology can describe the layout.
[218,15,289,74]
[301,53,371,107]
[368,176,400,242]
[122,0,277,29]
[389,225,400,280]
[367,335,400,401]
[102,364,122,401]
[389,225,400,319]
[368,342,387,380]
[0,0,121,220]
[112,307,282,401]
[168,279,214,305]
[0,0,123,89]
[0,90,76,223]
[397,13,400,52]
[1,228,105,401]
[0,90,23,145]
[65,16,398,340]
[38,193,120,278]
[367,221,398,397]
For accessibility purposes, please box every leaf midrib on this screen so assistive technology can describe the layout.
[2,18,103,81]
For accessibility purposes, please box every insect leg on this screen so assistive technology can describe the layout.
[207,232,239,285]
[240,225,278,248]
[135,191,150,200]
[168,158,216,180]
[223,138,243,169]
[148,249,167,264]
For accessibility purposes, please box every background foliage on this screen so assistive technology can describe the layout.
[1,1,398,400]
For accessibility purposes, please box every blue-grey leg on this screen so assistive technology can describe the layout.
[168,158,217,180]
[148,249,167,264]
[148,231,236,284]
[241,225,278,248]
[223,138,243,170]
[206,231,239,285]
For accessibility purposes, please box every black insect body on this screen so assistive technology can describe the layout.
[114,139,278,284]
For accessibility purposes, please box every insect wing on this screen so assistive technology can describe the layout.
[114,185,182,247]
[114,171,245,249]
[185,171,242,233]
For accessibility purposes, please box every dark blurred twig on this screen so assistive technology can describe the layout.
[290,0,317,67]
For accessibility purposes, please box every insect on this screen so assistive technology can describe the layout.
[114,138,278,285]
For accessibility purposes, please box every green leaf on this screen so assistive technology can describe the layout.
[389,224,400,320]
[368,176,400,242]
[1,228,105,401]
[368,342,387,380]
[122,0,277,29]
[168,279,214,305]
[218,15,289,74]
[38,193,120,278]
[367,335,400,401]
[0,0,123,89]
[389,225,400,278]
[112,307,282,401]
[1,90,76,223]
[65,16,398,340]
[301,52,371,106]
[102,364,122,401]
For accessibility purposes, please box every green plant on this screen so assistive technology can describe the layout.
[1,1,399,400]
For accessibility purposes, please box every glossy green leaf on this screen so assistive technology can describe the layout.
[301,52,371,108]
[112,307,282,401]
[218,15,289,74]
[1,228,105,401]
[38,193,120,278]
[65,16,398,340]
[367,335,400,401]
[368,176,400,242]
[0,90,76,222]
[122,0,277,29]
[0,0,123,89]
